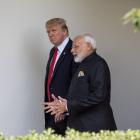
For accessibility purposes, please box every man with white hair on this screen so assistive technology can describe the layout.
[45,34,117,132]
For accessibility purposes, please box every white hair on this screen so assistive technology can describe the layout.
[83,34,96,49]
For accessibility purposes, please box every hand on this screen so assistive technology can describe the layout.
[43,94,59,113]
[52,96,68,117]
[43,94,68,116]
[43,94,59,112]
[54,114,65,123]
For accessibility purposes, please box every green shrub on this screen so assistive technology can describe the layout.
[1,128,140,140]
[123,8,140,32]
[0,133,4,140]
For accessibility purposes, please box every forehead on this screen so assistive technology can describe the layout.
[47,24,61,30]
[73,37,84,45]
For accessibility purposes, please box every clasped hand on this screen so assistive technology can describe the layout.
[43,94,67,122]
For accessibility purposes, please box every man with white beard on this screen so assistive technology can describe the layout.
[44,34,117,132]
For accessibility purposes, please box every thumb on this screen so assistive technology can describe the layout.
[58,96,66,102]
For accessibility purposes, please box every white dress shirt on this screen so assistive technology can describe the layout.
[53,37,69,69]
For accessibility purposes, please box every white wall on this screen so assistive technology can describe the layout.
[0,0,140,136]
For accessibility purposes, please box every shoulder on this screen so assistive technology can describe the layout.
[68,38,72,45]
[66,38,73,51]
[93,53,109,68]
[84,53,110,76]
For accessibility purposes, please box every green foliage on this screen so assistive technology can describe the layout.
[0,133,4,140]
[1,128,140,140]
[123,8,140,32]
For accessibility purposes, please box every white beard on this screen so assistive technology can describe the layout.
[74,52,86,63]
[74,56,83,62]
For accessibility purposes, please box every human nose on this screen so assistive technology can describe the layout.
[71,47,74,53]
[47,30,53,37]
[48,32,52,37]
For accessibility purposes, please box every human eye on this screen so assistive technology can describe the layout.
[73,45,78,49]
[52,29,57,33]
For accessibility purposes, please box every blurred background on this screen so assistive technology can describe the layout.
[0,0,140,136]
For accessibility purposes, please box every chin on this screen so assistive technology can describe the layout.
[74,57,83,63]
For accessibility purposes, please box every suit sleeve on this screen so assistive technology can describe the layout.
[67,61,111,115]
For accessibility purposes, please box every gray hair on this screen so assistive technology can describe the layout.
[83,34,96,49]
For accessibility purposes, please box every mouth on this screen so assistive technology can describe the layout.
[50,38,56,43]
[72,52,77,57]
[50,37,55,40]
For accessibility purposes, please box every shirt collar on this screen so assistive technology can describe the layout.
[57,37,69,53]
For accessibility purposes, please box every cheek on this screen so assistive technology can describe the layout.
[77,48,82,54]
[55,32,62,38]
[58,33,65,40]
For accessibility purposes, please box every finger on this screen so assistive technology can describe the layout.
[43,104,52,111]
[51,108,61,115]
[45,102,56,106]
[43,105,52,110]
[55,117,61,123]
[55,115,60,122]
[51,94,58,101]
[42,102,50,105]
[45,108,53,113]
[55,115,64,123]
[53,109,62,116]
[54,115,57,122]
[46,107,56,113]
[58,96,66,102]
[43,102,52,106]
[51,110,58,115]
[45,105,57,113]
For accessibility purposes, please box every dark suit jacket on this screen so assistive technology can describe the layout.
[67,51,117,132]
[44,39,77,134]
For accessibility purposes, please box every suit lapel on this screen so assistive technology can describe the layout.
[52,50,67,78]
[46,48,55,80]
[51,39,72,83]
